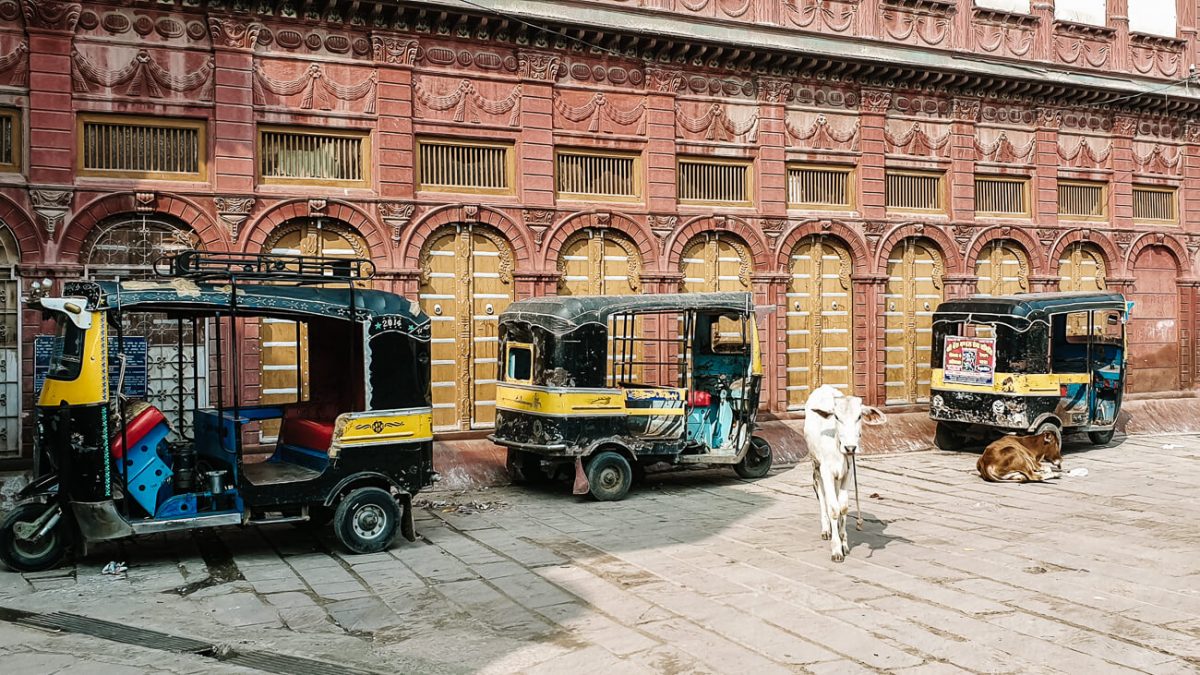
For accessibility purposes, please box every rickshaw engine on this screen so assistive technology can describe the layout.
[170,442,197,492]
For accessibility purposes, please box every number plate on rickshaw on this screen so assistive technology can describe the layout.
[942,335,996,386]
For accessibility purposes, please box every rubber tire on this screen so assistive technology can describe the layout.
[332,487,401,555]
[1088,429,1115,445]
[586,451,633,502]
[1035,421,1063,450]
[0,503,68,573]
[735,436,773,479]
[934,422,964,451]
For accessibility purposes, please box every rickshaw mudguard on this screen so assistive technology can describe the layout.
[70,500,134,542]
[399,493,416,542]
[16,473,60,500]
[322,471,408,508]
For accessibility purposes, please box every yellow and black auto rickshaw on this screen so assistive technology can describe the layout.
[929,291,1129,450]
[488,292,772,501]
[0,251,435,572]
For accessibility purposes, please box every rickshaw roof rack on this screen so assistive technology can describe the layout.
[154,250,375,285]
[937,291,1127,319]
[502,292,755,333]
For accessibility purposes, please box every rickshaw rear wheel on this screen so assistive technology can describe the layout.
[586,451,633,502]
[1087,429,1115,445]
[734,436,773,479]
[333,487,400,555]
[0,503,68,573]
[934,422,966,451]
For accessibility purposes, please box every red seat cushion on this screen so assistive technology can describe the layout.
[280,418,335,452]
[110,406,168,459]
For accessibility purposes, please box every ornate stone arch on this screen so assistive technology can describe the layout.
[245,199,389,266]
[417,222,515,287]
[664,214,770,271]
[1125,232,1190,277]
[400,204,531,272]
[1047,229,1121,278]
[773,219,870,273]
[0,194,41,263]
[872,222,962,275]
[555,227,642,292]
[260,217,370,260]
[62,192,226,261]
[540,210,658,271]
[964,225,1042,274]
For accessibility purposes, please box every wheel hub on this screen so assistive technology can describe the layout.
[351,504,387,540]
[597,467,621,490]
[11,523,54,559]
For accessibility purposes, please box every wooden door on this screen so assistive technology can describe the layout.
[786,236,852,410]
[259,220,367,441]
[676,233,752,386]
[0,232,17,459]
[1058,243,1107,292]
[884,239,943,405]
[1128,246,1179,393]
[559,229,642,383]
[975,240,1029,296]
[420,225,514,431]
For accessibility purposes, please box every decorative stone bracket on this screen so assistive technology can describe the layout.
[28,187,73,237]
[214,196,254,240]
[380,202,416,244]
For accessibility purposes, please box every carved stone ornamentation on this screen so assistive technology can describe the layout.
[782,0,858,33]
[1036,228,1058,245]
[371,36,419,66]
[951,98,980,123]
[415,77,521,126]
[881,0,956,47]
[134,192,156,214]
[255,63,378,114]
[973,7,1036,58]
[676,102,759,143]
[952,224,976,247]
[761,219,788,241]
[0,41,28,87]
[379,202,416,244]
[1113,230,1135,248]
[71,48,215,100]
[645,67,683,94]
[20,0,81,32]
[860,89,892,113]
[1053,23,1113,68]
[517,51,561,81]
[308,199,327,215]
[786,114,860,151]
[1129,34,1184,78]
[523,209,555,245]
[208,17,262,49]
[1186,121,1200,145]
[863,221,888,247]
[1112,116,1138,138]
[1037,108,1063,129]
[648,215,679,246]
[974,131,1035,164]
[29,188,73,236]
[214,196,254,239]
[756,77,794,104]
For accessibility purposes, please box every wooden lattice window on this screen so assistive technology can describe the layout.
[417,137,514,194]
[259,126,369,187]
[556,149,640,200]
[79,114,205,180]
[1058,180,1106,219]
[974,176,1029,217]
[886,170,945,213]
[678,158,753,205]
[787,164,853,209]
[0,109,18,172]
[1132,186,1177,223]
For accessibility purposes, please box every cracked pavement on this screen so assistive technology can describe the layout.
[2,432,1199,674]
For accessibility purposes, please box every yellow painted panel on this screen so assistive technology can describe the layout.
[884,239,944,405]
[330,408,433,457]
[40,315,108,407]
[931,369,1090,394]
[495,383,686,417]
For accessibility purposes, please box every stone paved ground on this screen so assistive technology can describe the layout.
[2,432,1199,674]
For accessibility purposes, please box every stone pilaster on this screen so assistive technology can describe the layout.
[372,34,419,201]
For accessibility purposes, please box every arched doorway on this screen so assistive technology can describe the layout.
[420,224,515,431]
[558,228,641,296]
[884,238,944,405]
[0,226,19,459]
[786,235,853,410]
[680,232,752,294]
[1058,242,1107,292]
[1128,246,1181,393]
[82,214,202,437]
[974,239,1029,296]
[259,218,370,441]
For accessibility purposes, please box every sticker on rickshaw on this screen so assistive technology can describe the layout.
[943,335,996,386]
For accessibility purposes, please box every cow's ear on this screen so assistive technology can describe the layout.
[862,406,887,426]
[806,388,838,417]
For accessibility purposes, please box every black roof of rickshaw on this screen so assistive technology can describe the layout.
[64,279,430,328]
[934,292,1127,321]
[501,292,754,333]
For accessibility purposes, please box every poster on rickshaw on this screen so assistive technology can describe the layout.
[942,335,996,386]
[33,335,148,397]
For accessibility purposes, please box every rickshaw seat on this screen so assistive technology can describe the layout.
[280,418,335,452]
[110,405,169,459]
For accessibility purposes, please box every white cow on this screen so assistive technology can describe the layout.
[804,385,885,562]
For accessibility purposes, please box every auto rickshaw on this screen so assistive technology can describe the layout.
[928,291,1128,450]
[489,292,773,501]
[0,251,435,572]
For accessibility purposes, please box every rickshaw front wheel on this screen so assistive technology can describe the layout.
[332,487,401,555]
[735,436,773,479]
[0,503,68,573]
[1087,429,1115,445]
[586,451,633,502]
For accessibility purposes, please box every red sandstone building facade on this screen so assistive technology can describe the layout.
[0,0,1198,464]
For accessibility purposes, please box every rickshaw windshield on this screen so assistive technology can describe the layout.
[46,315,86,381]
[931,314,1048,374]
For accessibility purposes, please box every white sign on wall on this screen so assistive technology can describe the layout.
[1055,0,1107,27]
[1128,0,1177,37]
[975,0,1031,13]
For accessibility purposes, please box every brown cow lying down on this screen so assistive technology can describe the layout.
[977,430,1063,483]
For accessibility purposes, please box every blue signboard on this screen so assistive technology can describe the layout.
[34,334,148,398]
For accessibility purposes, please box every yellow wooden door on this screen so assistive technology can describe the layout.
[559,229,642,383]
[884,239,943,405]
[420,225,514,431]
[259,221,367,441]
[975,240,1029,296]
[786,236,852,410]
[1058,243,1106,292]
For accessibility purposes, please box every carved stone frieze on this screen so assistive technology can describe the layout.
[973,7,1037,58]
[71,48,214,100]
[380,202,416,244]
[517,51,561,81]
[951,98,980,123]
[20,0,80,32]
[782,0,858,33]
[644,66,684,94]
[208,17,262,49]
[214,196,254,239]
[1052,23,1113,68]
[29,188,73,236]
[756,77,794,104]
[880,0,955,47]
[1129,34,1185,79]
[785,113,860,151]
[371,35,419,66]
[860,89,892,113]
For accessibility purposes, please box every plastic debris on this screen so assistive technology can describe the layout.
[1067,467,1089,477]
[1162,444,1177,450]
[101,561,127,576]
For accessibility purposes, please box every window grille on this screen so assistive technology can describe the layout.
[678,158,752,204]
[556,150,639,199]
[787,165,852,209]
[0,109,17,171]
[80,115,204,179]
[1132,186,1176,222]
[886,171,944,212]
[260,127,368,185]
[418,138,512,193]
[974,177,1028,216]
[1057,181,1106,218]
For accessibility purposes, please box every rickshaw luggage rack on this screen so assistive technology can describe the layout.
[153,250,376,285]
